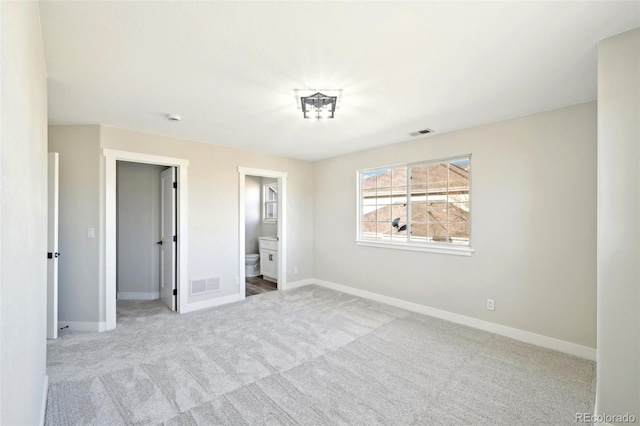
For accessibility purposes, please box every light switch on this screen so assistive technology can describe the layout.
[87,228,95,239]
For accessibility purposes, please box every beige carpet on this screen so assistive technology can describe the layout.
[45,285,595,425]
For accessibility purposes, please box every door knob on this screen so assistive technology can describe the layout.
[156,241,163,245]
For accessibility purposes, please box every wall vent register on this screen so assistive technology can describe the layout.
[190,277,221,296]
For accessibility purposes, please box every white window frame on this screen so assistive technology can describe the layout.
[262,182,278,223]
[356,154,474,256]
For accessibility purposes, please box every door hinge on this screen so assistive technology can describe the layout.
[173,289,177,296]
[173,235,177,242]
[173,182,177,189]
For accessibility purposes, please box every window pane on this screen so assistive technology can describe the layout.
[428,202,448,223]
[448,202,469,223]
[392,167,407,187]
[266,203,277,219]
[362,206,377,222]
[410,187,427,205]
[376,169,392,189]
[450,158,470,174]
[411,203,427,223]
[362,171,379,190]
[362,222,377,239]
[428,222,449,242]
[448,189,469,204]
[427,163,448,190]
[410,166,427,187]
[363,189,377,206]
[389,188,407,207]
[266,187,277,201]
[376,221,392,239]
[449,222,469,239]
[391,204,407,224]
[375,205,390,222]
[410,222,427,238]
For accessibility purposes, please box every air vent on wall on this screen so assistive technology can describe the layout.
[190,277,221,296]
[409,128,434,136]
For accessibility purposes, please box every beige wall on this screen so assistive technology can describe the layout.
[49,124,315,322]
[596,28,640,421]
[0,1,49,424]
[48,126,102,324]
[314,102,597,348]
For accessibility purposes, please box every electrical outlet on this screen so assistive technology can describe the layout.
[294,266,299,274]
[487,299,495,311]
[87,227,95,239]
[235,276,239,286]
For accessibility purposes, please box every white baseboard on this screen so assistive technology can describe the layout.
[182,293,241,313]
[117,291,160,300]
[58,321,106,332]
[40,375,49,426]
[282,278,313,290]
[313,279,597,361]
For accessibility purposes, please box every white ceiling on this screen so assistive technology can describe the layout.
[39,1,639,161]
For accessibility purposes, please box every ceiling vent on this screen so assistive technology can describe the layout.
[409,128,434,136]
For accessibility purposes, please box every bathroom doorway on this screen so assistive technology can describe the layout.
[238,167,287,300]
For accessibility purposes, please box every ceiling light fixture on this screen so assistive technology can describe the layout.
[301,92,337,120]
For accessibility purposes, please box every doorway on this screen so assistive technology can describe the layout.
[238,167,287,300]
[104,149,189,331]
[116,162,175,314]
[244,175,278,297]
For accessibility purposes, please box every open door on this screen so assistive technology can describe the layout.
[47,153,59,339]
[160,167,176,311]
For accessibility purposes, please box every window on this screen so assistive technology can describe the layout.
[357,155,472,255]
[263,182,277,222]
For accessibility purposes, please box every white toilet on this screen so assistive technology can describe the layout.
[245,253,260,277]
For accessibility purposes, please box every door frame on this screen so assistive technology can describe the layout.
[104,149,189,331]
[238,167,287,299]
[47,152,59,339]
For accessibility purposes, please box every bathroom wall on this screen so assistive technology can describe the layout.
[245,175,261,254]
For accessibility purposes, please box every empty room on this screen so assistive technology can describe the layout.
[1,1,639,425]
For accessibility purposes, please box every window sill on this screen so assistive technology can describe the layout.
[355,240,474,256]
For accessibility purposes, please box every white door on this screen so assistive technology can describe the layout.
[160,167,176,311]
[47,153,59,339]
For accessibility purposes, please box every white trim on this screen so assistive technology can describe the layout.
[39,375,49,426]
[238,167,288,301]
[58,321,106,332]
[282,278,313,290]
[313,279,596,361]
[103,149,189,330]
[355,240,474,256]
[181,293,241,313]
[117,291,160,300]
